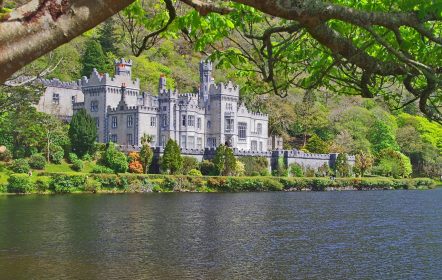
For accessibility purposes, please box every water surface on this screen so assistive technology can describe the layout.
[1,190,442,279]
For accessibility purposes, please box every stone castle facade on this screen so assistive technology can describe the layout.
[70,58,269,151]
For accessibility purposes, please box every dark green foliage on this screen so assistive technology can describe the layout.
[29,154,46,170]
[161,139,183,174]
[289,163,303,177]
[335,153,351,177]
[181,156,200,175]
[207,176,283,192]
[139,133,154,173]
[99,143,128,173]
[81,40,110,77]
[200,160,216,175]
[50,174,87,193]
[71,159,84,172]
[272,156,288,177]
[306,134,330,154]
[67,153,78,163]
[69,109,97,157]
[92,165,114,174]
[35,177,50,193]
[238,156,269,176]
[7,174,33,193]
[84,178,101,193]
[213,145,237,176]
[10,159,30,173]
[97,19,120,54]
[50,145,64,164]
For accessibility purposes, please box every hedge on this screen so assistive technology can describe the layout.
[1,172,438,194]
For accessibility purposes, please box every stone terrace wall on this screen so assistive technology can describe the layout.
[118,145,355,173]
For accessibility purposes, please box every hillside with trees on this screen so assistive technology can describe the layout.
[0,0,441,181]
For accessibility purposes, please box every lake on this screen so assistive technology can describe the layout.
[1,190,442,279]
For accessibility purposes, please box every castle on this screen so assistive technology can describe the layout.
[35,58,354,171]
[39,58,272,151]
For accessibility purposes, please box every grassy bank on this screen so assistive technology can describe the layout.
[0,172,437,194]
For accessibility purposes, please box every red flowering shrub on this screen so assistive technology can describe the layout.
[129,161,143,174]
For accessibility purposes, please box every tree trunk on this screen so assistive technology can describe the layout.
[0,0,134,83]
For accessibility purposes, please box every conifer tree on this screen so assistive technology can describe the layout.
[334,153,351,177]
[80,39,109,77]
[161,139,183,174]
[140,133,153,174]
[97,19,119,54]
[68,109,97,157]
[213,144,237,176]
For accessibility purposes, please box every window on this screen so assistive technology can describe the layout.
[52,93,60,105]
[238,122,247,139]
[182,115,187,126]
[197,137,202,149]
[150,116,156,127]
[251,140,258,151]
[95,117,99,128]
[181,135,187,148]
[151,136,156,145]
[162,106,167,111]
[207,137,217,148]
[197,118,201,129]
[257,123,262,135]
[207,121,211,129]
[226,103,233,111]
[188,115,195,127]
[127,134,133,145]
[90,101,98,112]
[186,136,194,149]
[111,116,118,128]
[71,96,76,103]
[111,134,118,143]
[127,115,133,127]
[162,115,168,127]
[259,141,263,152]
[161,135,166,147]
[225,118,234,133]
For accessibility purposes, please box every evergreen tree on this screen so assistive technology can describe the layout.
[80,39,109,77]
[68,109,97,157]
[335,153,351,177]
[97,19,119,54]
[161,139,183,174]
[213,145,237,176]
[139,133,153,174]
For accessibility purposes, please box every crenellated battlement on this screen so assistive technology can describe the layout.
[38,78,81,90]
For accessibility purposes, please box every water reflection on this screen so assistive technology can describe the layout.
[1,190,442,279]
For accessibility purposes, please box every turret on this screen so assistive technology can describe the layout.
[115,58,132,77]
[159,74,167,92]
[199,59,213,103]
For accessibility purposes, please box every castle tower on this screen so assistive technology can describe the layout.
[159,74,167,92]
[115,58,132,77]
[199,60,213,103]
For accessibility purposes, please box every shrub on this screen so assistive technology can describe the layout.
[28,154,46,170]
[35,177,50,193]
[128,152,141,163]
[99,143,128,173]
[7,174,34,193]
[181,156,199,175]
[129,161,143,174]
[0,149,12,162]
[11,159,30,173]
[200,160,216,175]
[272,156,288,177]
[50,145,64,164]
[238,156,269,176]
[92,165,114,174]
[50,174,86,193]
[82,154,92,161]
[71,159,84,172]
[67,153,78,163]
[84,178,101,193]
[93,174,119,189]
[289,163,303,177]
[0,183,7,193]
[188,169,203,176]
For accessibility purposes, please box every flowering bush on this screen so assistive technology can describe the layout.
[129,161,143,174]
